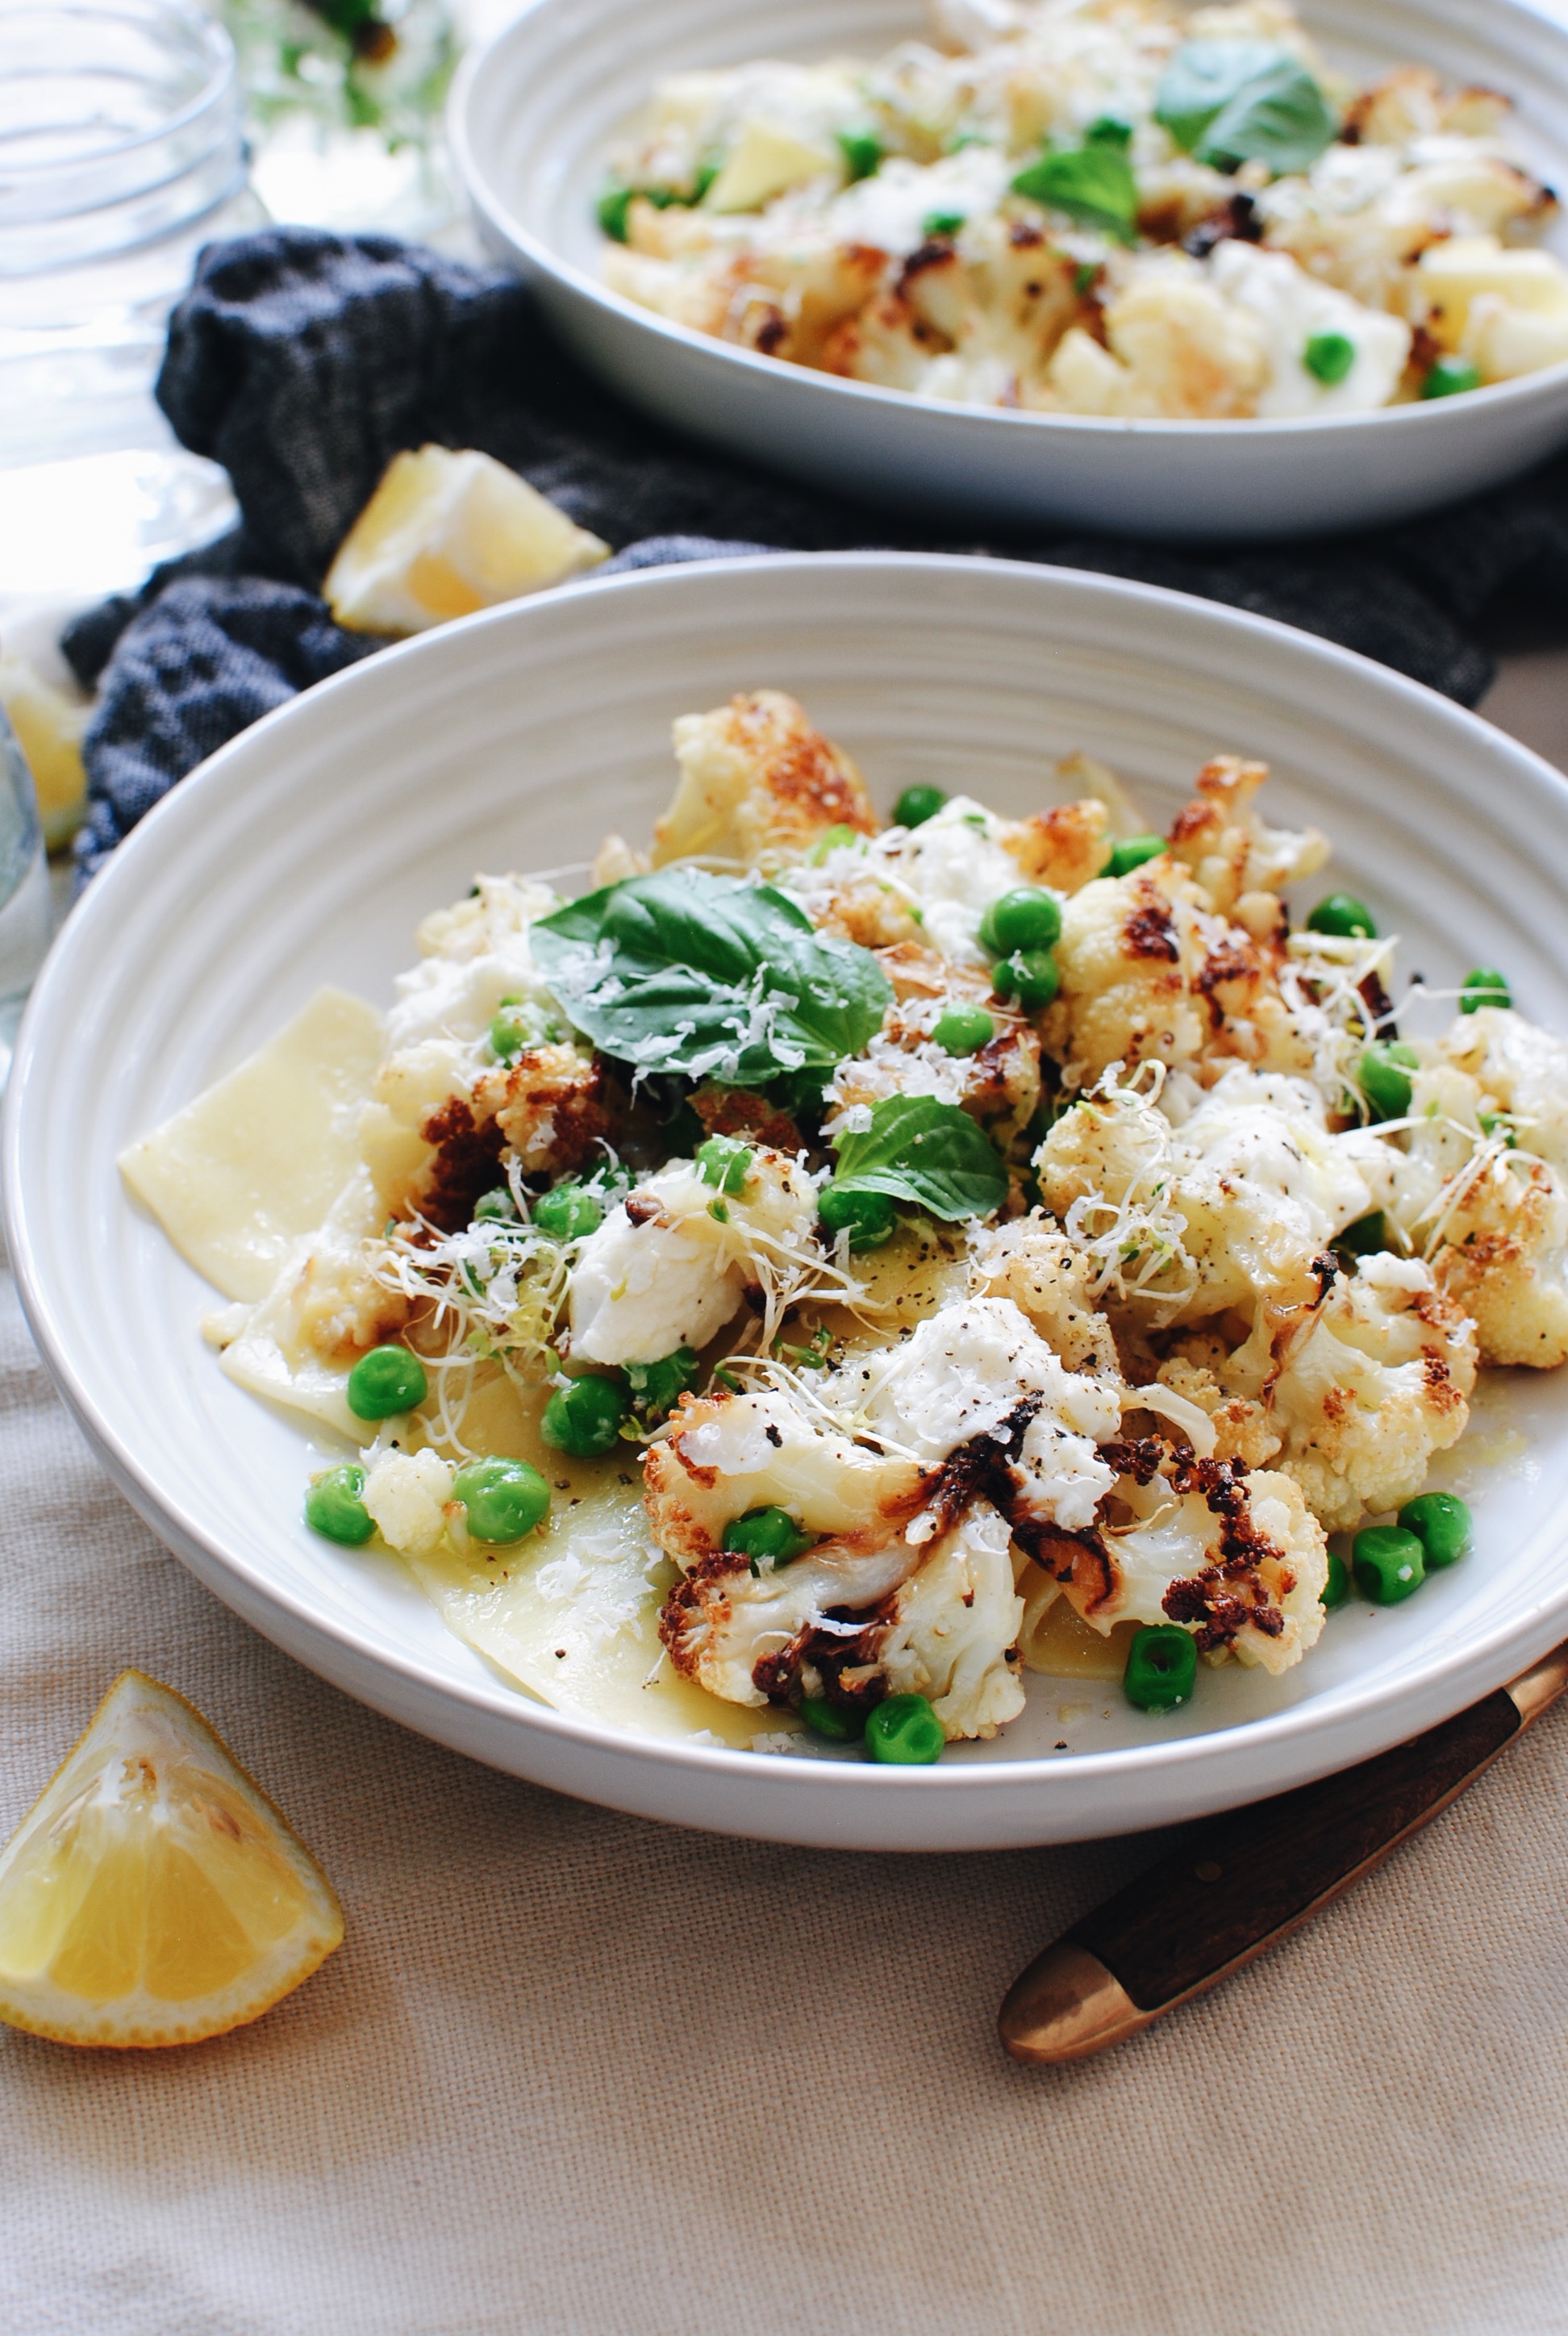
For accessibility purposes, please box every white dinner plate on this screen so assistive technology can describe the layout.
[452,0,1568,540]
[7,554,1568,1850]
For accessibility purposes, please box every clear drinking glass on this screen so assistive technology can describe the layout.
[0,706,52,1091]
[0,0,265,466]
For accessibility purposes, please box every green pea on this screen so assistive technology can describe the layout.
[838,127,884,182]
[346,1344,428,1420]
[932,1003,995,1056]
[865,1692,945,1765]
[979,885,1062,955]
[723,1506,817,1566]
[1397,1491,1471,1571]
[893,783,945,829]
[626,1346,700,1420]
[1461,967,1511,1015]
[473,1187,518,1224]
[992,949,1060,1012]
[541,1373,630,1458]
[696,1136,753,1195]
[1106,835,1166,879]
[1353,1525,1426,1604]
[1122,1624,1197,1712]
[819,1185,896,1250]
[800,1696,865,1742]
[1321,1550,1350,1610]
[807,822,863,865]
[921,209,966,240]
[597,183,633,241]
[1303,330,1355,386]
[454,1457,550,1544]
[305,1464,374,1546]
[533,1183,603,1241]
[490,1011,528,1062]
[1358,1042,1415,1124]
[1423,356,1481,399]
[1307,893,1377,940]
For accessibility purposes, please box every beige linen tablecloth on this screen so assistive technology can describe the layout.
[6,661,1568,2336]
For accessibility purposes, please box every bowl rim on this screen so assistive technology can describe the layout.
[10,549,1568,1812]
[448,0,1568,449]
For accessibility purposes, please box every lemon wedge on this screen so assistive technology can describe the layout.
[0,649,89,849]
[324,444,610,636]
[0,1671,343,2048]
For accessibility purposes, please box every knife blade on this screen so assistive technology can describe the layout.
[999,1637,1568,2067]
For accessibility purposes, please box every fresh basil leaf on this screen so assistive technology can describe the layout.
[830,1095,1008,1223]
[532,870,892,1085]
[1011,141,1137,240]
[1154,40,1335,175]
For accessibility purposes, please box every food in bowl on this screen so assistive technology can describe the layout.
[122,688,1563,1756]
[596,0,1568,419]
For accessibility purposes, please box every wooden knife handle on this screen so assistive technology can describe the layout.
[1000,1640,1568,2067]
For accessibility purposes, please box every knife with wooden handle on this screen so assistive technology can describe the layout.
[999,1637,1568,2067]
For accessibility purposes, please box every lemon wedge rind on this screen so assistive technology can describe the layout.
[0,1671,344,2050]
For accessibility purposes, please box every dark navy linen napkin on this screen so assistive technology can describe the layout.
[67,227,1568,883]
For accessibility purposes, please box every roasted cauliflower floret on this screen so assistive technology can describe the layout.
[652,690,877,867]
[360,1449,454,1555]
[410,873,561,971]
[1037,1063,1371,1328]
[1164,756,1328,920]
[966,1217,1122,1379]
[643,1386,928,1563]
[1039,1446,1327,1675]
[1259,1254,1477,1531]
[1046,257,1270,419]
[1153,1345,1282,1471]
[1366,1034,1568,1370]
[659,1535,927,1710]
[1425,1151,1568,1370]
[292,1235,411,1365]
[568,1146,822,1366]
[997,795,1113,894]
[1437,1007,1568,1176]
[834,1295,1123,1528]
[1039,845,1312,1088]
[658,1499,1026,1740]
[872,1500,1026,1738]
[1040,864,1208,1082]
[1340,65,1510,147]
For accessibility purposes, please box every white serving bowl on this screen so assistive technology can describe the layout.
[452,0,1568,541]
[8,553,1568,1850]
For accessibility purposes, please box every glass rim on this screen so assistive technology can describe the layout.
[0,0,237,185]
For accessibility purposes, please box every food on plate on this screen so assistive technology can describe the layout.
[125,688,1552,1758]
[324,445,609,636]
[0,1672,343,2047]
[595,0,1568,418]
